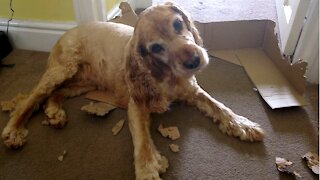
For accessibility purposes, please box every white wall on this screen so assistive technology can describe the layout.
[127,0,152,9]
[0,19,76,52]
[0,0,121,52]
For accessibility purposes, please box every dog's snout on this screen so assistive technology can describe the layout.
[183,54,200,69]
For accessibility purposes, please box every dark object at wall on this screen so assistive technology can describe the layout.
[0,31,14,67]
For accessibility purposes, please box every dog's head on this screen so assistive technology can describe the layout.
[130,2,209,79]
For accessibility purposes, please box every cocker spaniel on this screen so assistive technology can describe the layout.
[2,2,264,180]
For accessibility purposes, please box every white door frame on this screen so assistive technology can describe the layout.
[293,0,319,84]
[276,0,311,56]
[73,0,107,24]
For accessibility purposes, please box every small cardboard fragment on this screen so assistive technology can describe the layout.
[58,150,67,162]
[169,144,180,153]
[158,124,180,140]
[81,102,116,116]
[112,119,125,135]
[1,93,28,112]
[41,120,49,126]
[275,157,302,178]
[302,152,319,174]
[85,90,127,109]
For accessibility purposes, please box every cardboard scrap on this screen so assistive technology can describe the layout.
[275,157,302,178]
[41,120,49,126]
[1,93,28,112]
[109,2,138,27]
[112,119,125,135]
[169,144,180,153]
[158,124,180,140]
[81,101,116,116]
[302,152,319,175]
[58,150,67,162]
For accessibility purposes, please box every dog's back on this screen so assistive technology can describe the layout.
[49,22,133,70]
[49,22,134,98]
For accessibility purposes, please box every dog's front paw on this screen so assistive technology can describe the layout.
[136,153,169,180]
[219,114,264,142]
[2,126,28,149]
[44,107,67,128]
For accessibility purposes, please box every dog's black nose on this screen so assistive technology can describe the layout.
[183,54,200,69]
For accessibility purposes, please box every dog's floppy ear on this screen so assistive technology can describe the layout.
[168,4,203,46]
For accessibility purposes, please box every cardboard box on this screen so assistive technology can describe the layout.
[87,2,307,109]
[199,20,307,109]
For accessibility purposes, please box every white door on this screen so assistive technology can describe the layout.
[276,0,311,56]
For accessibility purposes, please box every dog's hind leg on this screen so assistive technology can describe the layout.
[44,84,96,128]
[2,64,78,149]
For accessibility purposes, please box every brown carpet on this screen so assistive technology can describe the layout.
[0,49,318,179]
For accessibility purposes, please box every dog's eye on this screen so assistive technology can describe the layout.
[150,43,164,53]
[140,45,148,57]
[173,19,183,33]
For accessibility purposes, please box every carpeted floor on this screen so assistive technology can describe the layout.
[0,49,318,179]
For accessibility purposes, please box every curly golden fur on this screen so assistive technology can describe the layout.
[2,3,264,180]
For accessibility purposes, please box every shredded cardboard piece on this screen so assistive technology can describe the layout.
[85,90,127,109]
[275,157,302,178]
[302,152,319,174]
[112,119,125,135]
[109,2,138,27]
[1,93,28,112]
[58,150,67,162]
[81,102,116,116]
[41,120,49,126]
[1,101,15,112]
[158,124,180,140]
[169,144,180,153]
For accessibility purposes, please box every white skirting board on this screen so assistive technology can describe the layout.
[0,1,121,52]
[0,19,77,52]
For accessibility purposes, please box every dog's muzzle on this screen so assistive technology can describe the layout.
[183,54,200,69]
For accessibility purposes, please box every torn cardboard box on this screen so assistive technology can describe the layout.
[197,20,307,109]
[88,2,307,109]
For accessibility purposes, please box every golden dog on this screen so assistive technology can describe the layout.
[2,3,264,179]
